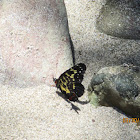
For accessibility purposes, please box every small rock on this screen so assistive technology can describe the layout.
[88,65,140,117]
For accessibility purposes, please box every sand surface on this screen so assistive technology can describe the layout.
[0,85,139,139]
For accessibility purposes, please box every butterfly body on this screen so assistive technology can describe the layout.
[54,63,86,101]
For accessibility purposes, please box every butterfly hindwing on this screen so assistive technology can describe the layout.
[73,83,85,97]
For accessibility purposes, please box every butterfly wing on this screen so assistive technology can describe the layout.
[66,63,86,83]
[68,83,85,101]
[55,63,86,101]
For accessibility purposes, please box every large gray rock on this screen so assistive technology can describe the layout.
[0,0,73,87]
[96,0,140,39]
[88,65,140,117]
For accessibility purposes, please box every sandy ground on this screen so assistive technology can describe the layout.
[0,84,139,140]
[0,0,140,139]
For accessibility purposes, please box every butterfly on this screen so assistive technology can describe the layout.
[53,63,86,101]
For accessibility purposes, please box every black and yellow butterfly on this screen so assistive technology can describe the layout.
[53,63,86,101]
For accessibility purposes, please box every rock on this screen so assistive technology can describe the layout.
[0,0,73,87]
[96,0,140,39]
[88,64,140,117]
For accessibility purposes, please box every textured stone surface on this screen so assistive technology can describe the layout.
[96,0,140,39]
[88,65,140,117]
[0,0,73,87]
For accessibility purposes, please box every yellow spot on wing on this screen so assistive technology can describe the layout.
[65,73,75,79]
[65,73,70,77]
[70,69,77,73]
[60,84,70,93]
[73,84,75,89]
[58,68,78,95]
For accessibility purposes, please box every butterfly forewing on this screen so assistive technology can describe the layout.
[55,63,86,101]
[67,63,86,83]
